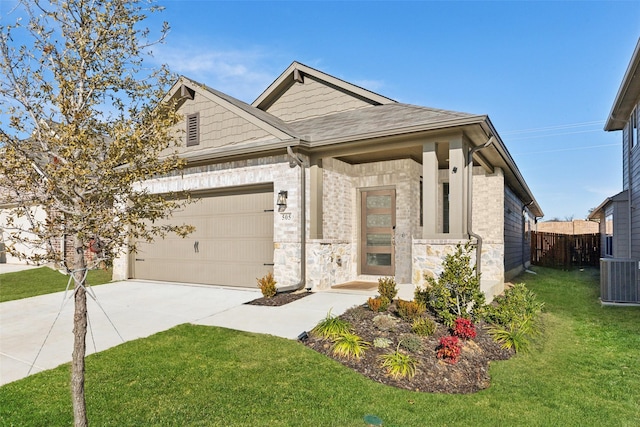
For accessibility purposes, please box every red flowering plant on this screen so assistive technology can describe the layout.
[436,335,461,364]
[453,317,477,340]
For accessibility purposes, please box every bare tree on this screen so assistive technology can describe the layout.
[0,1,193,425]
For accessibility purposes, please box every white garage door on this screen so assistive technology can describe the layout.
[133,186,274,288]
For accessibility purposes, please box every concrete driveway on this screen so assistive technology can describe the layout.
[0,279,376,386]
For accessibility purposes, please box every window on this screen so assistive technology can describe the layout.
[186,113,199,147]
[631,109,637,149]
[419,177,423,227]
[631,108,640,148]
[605,213,613,257]
[443,182,450,234]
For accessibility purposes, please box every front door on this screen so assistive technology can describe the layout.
[360,189,395,276]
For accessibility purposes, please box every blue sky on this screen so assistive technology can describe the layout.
[3,0,640,220]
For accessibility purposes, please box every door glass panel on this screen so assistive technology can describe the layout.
[367,253,392,266]
[366,195,391,209]
[367,214,392,228]
[367,233,391,246]
[367,254,391,265]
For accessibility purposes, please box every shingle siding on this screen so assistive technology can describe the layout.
[265,76,372,122]
[177,96,274,151]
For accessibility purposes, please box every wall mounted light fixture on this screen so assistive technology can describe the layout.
[277,190,288,209]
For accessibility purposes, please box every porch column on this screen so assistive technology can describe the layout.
[309,160,323,239]
[448,136,467,237]
[422,141,438,238]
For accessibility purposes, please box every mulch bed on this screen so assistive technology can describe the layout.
[303,302,514,394]
[245,290,313,307]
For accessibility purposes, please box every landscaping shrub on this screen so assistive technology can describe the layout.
[484,283,544,353]
[367,296,390,312]
[452,317,476,340]
[396,299,426,322]
[372,314,399,332]
[256,271,277,298]
[411,317,437,336]
[378,344,419,379]
[484,283,544,327]
[373,337,393,349]
[311,310,352,340]
[378,276,398,301]
[488,319,537,353]
[415,242,485,326]
[398,334,422,353]
[436,335,461,364]
[331,333,369,360]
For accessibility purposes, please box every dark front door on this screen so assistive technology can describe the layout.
[360,189,395,276]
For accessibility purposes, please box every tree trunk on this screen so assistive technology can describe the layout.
[71,235,88,427]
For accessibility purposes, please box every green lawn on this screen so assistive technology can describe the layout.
[0,266,113,302]
[1,267,639,426]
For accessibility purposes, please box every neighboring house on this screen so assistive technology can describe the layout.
[536,220,599,235]
[115,62,543,301]
[589,38,640,303]
[0,208,49,265]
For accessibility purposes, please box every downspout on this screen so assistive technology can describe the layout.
[521,201,534,270]
[277,146,308,292]
[627,128,633,258]
[467,137,495,277]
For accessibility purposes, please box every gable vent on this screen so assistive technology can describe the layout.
[186,113,199,147]
[180,84,195,100]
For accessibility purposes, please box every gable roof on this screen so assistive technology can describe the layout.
[588,189,628,219]
[605,38,640,131]
[252,61,396,111]
[161,63,542,217]
[166,76,300,141]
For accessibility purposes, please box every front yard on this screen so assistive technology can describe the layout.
[0,266,112,302]
[1,267,639,426]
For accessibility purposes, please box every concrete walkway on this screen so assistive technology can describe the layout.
[0,279,380,386]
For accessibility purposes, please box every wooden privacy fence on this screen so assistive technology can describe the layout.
[531,232,600,269]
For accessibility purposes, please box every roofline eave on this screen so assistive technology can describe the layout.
[605,38,640,131]
[306,115,488,148]
[483,118,544,217]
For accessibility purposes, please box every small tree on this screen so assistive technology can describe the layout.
[0,1,192,426]
[415,242,485,326]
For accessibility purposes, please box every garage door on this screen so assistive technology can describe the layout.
[133,186,274,287]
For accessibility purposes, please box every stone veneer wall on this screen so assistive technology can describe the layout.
[305,158,355,290]
[412,166,507,302]
[472,166,505,298]
[411,240,504,302]
[306,158,422,290]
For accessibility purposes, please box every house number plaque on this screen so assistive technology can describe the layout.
[281,213,292,220]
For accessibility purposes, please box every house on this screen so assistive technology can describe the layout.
[114,62,543,301]
[0,191,48,265]
[588,38,640,303]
